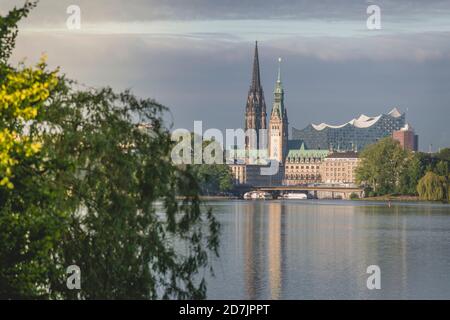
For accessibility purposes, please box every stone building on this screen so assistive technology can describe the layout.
[230,163,284,187]
[284,143,329,185]
[321,151,360,184]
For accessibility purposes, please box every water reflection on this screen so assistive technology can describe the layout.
[207,200,450,299]
[242,203,260,299]
[267,202,284,299]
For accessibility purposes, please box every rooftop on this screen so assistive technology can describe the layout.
[326,151,359,159]
[311,108,403,131]
[287,142,329,159]
[399,123,414,131]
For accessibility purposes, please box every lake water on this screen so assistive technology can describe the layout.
[204,200,450,299]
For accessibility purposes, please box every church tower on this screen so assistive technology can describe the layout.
[245,41,267,162]
[269,58,288,164]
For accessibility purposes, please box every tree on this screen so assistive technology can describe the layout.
[192,164,233,195]
[0,1,36,65]
[0,1,63,299]
[349,192,359,200]
[398,153,422,195]
[417,171,448,202]
[415,150,450,176]
[189,138,233,195]
[356,137,409,195]
[0,0,45,189]
[0,58,58,189]
[435,160,449,177]
[1,1,219,299]
[42,86,220,299]
[436,148,450,162]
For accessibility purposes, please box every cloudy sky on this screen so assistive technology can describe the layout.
[2,0,450,151]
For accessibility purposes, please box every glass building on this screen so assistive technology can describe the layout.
[291,108,406,151]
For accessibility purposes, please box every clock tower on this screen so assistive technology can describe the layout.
[269,58,288,164]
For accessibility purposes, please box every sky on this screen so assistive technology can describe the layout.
[2,0,450,151]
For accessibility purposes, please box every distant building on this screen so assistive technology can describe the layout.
[230,163,284,187]
[321,151,360,184]
[392,123,418,151]
[230,163,246,185]
[292,108,406,151]
[284,143,328,185]
[244,41,267,163]
[268,58,288,164]
[230,41,414,189]
[231,43,286,187]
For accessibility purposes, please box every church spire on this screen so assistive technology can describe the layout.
[251,41,261,91]
[244,41,267,163]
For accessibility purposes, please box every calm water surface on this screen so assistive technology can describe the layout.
[204,200,450,299]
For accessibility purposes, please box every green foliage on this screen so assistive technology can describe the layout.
[356,138,450,198]
[397,153,422,195]
[435,160,449,177]
[186,135,233,195]
[0,58,58,189]
[0,2,220,299]
[43,86,219,299]
[436,148,450,162]
[356,137,410,195]
[417,171,449,202]
[0,0,36,65]
[0,0,64,299]
[349,192,359,200]
[192,164,233,195]
[416,150,450,176]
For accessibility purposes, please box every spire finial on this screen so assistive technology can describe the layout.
[251,41,261,90]
[277,57,282,83]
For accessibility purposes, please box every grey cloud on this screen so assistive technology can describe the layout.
[3,1,449,151]
[2,0,450,25]
[10,31,450,151]
[269,32,450,62]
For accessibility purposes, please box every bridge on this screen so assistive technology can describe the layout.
[252,185,365,199]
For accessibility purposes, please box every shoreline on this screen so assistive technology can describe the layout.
[198,195,447,204]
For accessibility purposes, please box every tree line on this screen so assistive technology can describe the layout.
[356,137,449,202]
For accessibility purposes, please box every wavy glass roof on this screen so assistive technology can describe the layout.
[311,108,402,131]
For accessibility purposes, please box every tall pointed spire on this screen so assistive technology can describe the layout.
[271,57,285,119]
[251,41,261,91]
[244,41,267,163]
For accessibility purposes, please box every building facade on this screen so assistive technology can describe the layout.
[284,143,329,185]
[321,151,360,184]
[292,108,406,151]
[392,123,418,151]
[268,58,289,164]
[230,163,284,187]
